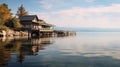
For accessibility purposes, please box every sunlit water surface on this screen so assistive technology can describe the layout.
[1,32,120,67]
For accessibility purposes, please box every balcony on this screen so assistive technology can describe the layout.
[32,27,53,32]
[39,28,53,32]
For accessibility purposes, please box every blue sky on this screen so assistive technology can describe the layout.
[0,0,120,28]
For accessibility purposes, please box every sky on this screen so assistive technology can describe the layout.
[0,0,120,28]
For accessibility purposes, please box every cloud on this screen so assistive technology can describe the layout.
[85,0,95,3]
[36,0,60,9]
[30,4,120,28]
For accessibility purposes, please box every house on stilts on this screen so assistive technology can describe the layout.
[19,15,54,37]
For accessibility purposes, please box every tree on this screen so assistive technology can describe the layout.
[16,5,28,16]
[0,3,12,25]
[0,3,23,30]
[12,17,22,30]
[5,17,22,30]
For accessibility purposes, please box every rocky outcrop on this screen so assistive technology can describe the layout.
[0,30,29,37]
[0,30,6,37]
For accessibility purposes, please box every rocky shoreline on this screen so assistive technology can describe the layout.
[0,30,76,37]
[0,30,28,37]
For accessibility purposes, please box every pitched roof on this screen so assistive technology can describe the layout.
[42,23,53,27]
[38,19,45,24]
[38,19,53,26]
[19,15,38,21]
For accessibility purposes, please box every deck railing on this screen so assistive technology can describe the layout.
[32,28,53,32]
[39,28,53,31]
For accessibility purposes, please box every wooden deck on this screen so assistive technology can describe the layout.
[31,29,76,37]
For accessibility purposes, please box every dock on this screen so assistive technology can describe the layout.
[31,29,76,37]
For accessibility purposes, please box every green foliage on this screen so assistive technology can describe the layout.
[5,17,22,30]
[0,25,9,30]
[12,17,22,30]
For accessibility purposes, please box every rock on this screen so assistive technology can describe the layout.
[6,30,14,36]
[0,30,6,37]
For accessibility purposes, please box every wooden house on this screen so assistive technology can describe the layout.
[19,15,39,31]
[19,15,54,36]
[38,19,53,32]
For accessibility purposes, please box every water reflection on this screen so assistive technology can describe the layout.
[1,32,120,67]
[0,37,54,67]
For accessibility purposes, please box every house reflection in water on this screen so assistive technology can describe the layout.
[0,37,54,66]
[17,37,53,63]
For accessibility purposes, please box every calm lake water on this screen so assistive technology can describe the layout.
[1,32,120,67]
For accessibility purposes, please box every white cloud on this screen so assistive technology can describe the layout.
[36,0,59,9]
[30,4,120,28]
[85,0,95,3]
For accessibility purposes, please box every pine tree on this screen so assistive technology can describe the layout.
[16,5,28,16]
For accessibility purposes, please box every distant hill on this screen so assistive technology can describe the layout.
[54,27,120,32]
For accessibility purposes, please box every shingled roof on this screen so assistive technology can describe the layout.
[19,15,39,21]
[38,19,53,26]
[19,15,53,26]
